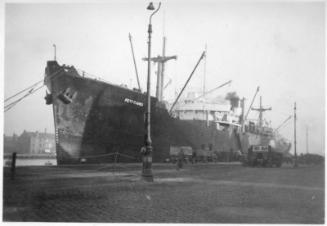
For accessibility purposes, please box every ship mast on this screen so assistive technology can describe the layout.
[143,37,177,101]
[251,96,271,127]
[203,44,207,96]
[53,44,56,61]
[240,97,245,125]
[158,37,167,100]
[245,86,260,121]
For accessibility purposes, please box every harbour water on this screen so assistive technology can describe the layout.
[4,157,57,166]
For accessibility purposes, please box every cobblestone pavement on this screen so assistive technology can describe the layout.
[3,163,324,223]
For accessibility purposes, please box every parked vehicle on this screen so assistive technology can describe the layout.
[242,145,283,167]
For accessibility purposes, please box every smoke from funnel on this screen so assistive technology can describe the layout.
[225,92,240,110]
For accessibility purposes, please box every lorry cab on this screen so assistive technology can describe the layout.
[252,145,269,152]
[245,145,282,167]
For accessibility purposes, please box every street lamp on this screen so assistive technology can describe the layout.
[142,2,161,182]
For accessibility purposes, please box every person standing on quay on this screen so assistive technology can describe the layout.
[177,150,184,170]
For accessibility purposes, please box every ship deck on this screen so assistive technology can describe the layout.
[3,162,324,223]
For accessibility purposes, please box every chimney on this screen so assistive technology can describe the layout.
[225,92,240,111]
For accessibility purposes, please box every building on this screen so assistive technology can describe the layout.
[3,133,19,153]
[3,129,55,155]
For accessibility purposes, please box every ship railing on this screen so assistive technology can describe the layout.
[75,68,116,86]
[75,68,139,92]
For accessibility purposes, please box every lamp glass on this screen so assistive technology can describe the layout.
[147,2,155,10]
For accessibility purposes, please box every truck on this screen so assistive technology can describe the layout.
[169,146,193,163]
[242,145,283,167]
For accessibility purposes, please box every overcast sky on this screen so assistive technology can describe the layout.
[3,1,325,155]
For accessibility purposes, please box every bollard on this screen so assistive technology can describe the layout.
[11,152,17,180]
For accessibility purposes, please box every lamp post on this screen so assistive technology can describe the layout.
[142,2,161,182]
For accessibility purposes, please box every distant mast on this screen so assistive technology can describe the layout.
[251,96,272,127]
[245,86,260,121]
[157,37,166,100]
[294,102,298,167]
[53,44,56,61]
[203,43,207,96]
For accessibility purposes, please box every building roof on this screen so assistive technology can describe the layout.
[20,130,55,139]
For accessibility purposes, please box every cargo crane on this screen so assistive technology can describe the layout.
[174,80,232,106]
[128,33,142,91]
[169,51,206,113]
[192,80,232,102]
[163,78,172,90]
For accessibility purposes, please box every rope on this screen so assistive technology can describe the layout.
[4,85,44,112]
[80,152,116,159]
[95,152,139,172]
[79,152,137,160]
[5,79,43,102]
[4,69,63,113]
[117,152,137,160]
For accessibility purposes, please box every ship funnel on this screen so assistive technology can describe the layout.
[225,92,240,110]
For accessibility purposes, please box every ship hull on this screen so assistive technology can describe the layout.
[45,61,242,164]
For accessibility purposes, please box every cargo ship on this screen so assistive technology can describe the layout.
[44,57,252,164]
[40,2,291,165]
[43,26,291,165]
[44,57,291,165]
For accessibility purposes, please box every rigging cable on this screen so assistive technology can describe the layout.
[4,85,45,112]
[4,69,63,113]
[5,80,43,102]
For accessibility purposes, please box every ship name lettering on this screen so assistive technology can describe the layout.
[124,98,143,107]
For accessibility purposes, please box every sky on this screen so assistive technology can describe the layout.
[3,1,325,155]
